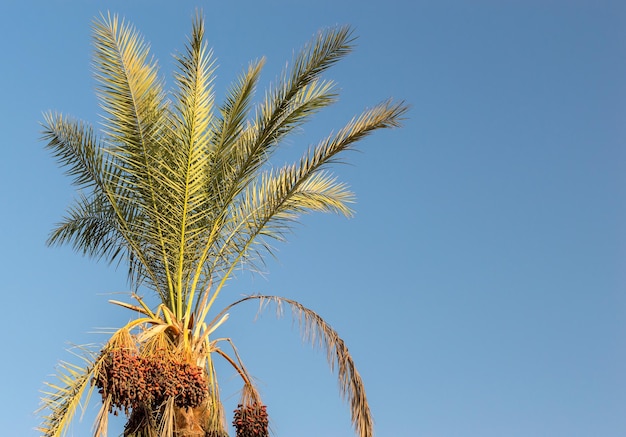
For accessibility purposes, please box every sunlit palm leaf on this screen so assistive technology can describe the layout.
[42,112,105,189]
[47,192,125,263]
[93,13,173,299]
[212,58,264,158]
[217,25,354,211]
[37,351,102,437]
[166,14,218,318]
[92,13,166,150]
[206,99,407,296]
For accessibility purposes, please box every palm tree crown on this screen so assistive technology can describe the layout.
[39,12,408,437]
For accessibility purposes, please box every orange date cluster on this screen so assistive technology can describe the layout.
[94,348,208,415]
[233,403,269,437]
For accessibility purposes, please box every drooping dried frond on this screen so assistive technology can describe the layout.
[217,295,374,437]
[239,380,263,408]
[93,394,111,437]
[157,397,175,437]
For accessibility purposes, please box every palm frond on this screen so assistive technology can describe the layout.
[166,13,219,318]
[93,394,111,437]
[212,58,265,157]
[204,169,352,287]
[42,112,105,189]
[92,13,175,299]
[289,25,355,86]
[92,13,166,151]
[37,347,104,437]
[199,58,265,266]
[47,191,125,263]
[215,26,353,211]
[157,397,176,437]
[217,295,373,437]
[257,24,354,139]
[171,12,216,150]
[206,99,408,294]
[306,98,410,171]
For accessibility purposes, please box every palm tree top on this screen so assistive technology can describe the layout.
[39,11,408,437]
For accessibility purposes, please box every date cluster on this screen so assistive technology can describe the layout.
[94,348,208,415]
[233,403,269,437]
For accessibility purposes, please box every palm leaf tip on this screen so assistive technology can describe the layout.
[295,24,357,84]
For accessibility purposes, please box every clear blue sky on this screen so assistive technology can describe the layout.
[1,1,624,436]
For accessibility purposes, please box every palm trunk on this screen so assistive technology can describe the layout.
[124,400,228,437]
[173,404,210,436]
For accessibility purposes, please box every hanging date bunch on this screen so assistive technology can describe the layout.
[93,347,208,415]
[233,403,269,437]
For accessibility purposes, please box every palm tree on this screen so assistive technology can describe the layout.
[38,12,407,437]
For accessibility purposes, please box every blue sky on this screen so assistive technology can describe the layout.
[1,1,624,436]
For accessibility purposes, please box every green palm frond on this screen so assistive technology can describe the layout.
[212,58,264,157]
[217,25,353,208]
[258,24,353,136]
[42,112,105,189]
[308,98,409,168]
[47,191,125,263]
[165,14,218,318]
[205,98,408,292]
[92,13,166,149]
[92,13,173,300]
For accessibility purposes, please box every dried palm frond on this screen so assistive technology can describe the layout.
[217,294,373,437]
